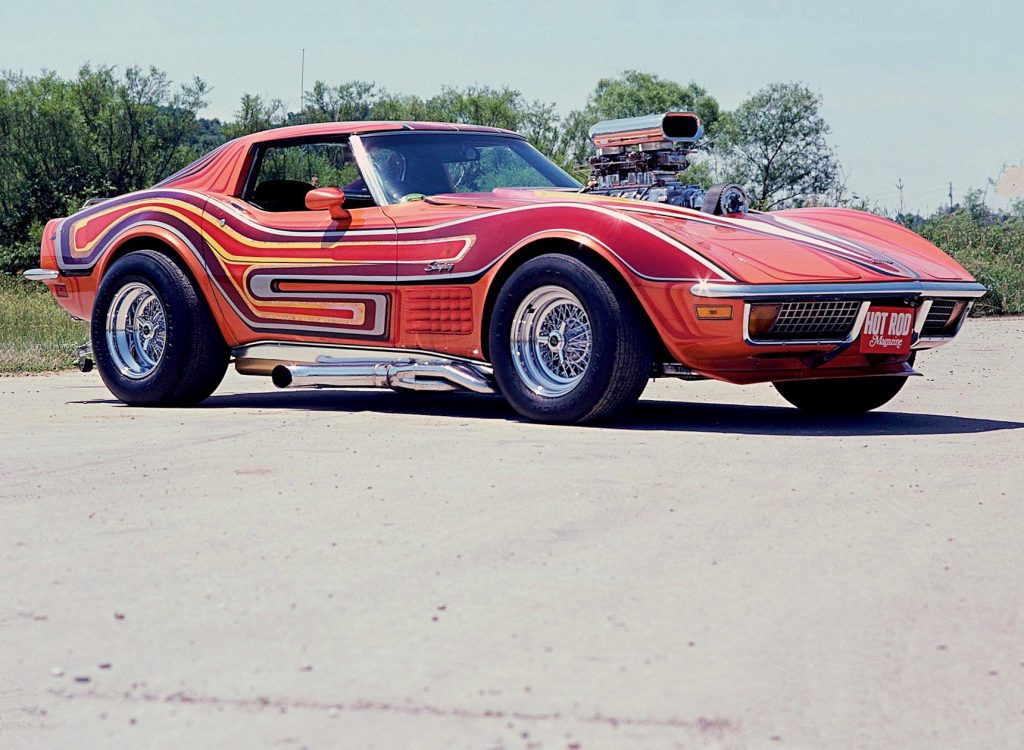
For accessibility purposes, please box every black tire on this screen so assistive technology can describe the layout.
[91,250,229,406]
[488,254,653,424]
[773,354,915,414]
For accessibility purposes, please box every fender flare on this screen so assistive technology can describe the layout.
[478,230,663,360]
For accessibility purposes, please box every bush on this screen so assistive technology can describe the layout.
[916,210,1024,316]
[0,241,40,276]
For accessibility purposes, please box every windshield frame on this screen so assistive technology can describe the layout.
[351,131,580,206]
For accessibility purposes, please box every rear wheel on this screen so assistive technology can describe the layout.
[489,254,653,424]
[773,356,915,414]
[92,250,229,406]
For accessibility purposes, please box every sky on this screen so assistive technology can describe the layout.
[3,0,1023,214]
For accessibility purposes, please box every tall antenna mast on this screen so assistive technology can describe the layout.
[300,48,305,117]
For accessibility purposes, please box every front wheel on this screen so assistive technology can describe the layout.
[91,250,229,406]
[488,254,653,424]
[773,364,913,415]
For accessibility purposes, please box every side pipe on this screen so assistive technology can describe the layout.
[271,358,496,395]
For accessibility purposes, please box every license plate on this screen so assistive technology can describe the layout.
[859,305,914,354]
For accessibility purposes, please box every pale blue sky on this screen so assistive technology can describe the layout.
[3,0,1022,213]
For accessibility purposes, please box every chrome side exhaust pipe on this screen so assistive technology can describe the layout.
[271,358,495,395]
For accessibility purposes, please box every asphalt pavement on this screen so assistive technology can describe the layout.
[1,317,1022,749]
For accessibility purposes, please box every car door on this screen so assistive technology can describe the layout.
[200,137,397,346]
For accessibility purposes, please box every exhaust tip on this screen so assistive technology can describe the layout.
[271,365,293,388]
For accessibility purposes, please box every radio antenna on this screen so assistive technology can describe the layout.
[300,48,305,118]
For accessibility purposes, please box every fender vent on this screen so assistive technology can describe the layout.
[403,288,474,335]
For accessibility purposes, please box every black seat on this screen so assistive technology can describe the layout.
[252,179,314,212]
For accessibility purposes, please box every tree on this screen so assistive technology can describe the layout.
[719,82,839,210]
[0,71,95,247]
[303,80,379,123]
[74,65,210,195]
[586,70,720,132]
[223,93,286,139]
[0,65,208,254]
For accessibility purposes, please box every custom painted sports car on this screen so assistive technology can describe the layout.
[26,113,985,423]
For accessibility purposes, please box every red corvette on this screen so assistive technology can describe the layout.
[26,113,984,423]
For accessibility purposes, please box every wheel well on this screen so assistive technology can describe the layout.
[105,237,204,294]
[102,237,224,340]
[478,238,670,362]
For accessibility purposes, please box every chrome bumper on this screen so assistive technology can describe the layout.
[690,280,988,299]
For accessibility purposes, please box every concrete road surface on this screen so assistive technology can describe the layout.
[1,317,1022,750]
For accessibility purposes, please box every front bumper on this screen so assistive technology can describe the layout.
[692,280,984,351]
[647,280,986,385]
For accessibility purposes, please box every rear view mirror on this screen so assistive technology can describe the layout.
[305,187,349,220]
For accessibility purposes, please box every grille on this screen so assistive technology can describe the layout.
[761,300,862,341]
[921,299,959,336]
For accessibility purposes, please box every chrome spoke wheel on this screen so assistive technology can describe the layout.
[105,282,167,379]
[510,285,592,397]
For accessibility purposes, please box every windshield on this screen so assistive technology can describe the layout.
[359,132,579,203]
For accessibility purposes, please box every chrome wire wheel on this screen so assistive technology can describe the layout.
[105,282,167,379]
[510,285,593,397]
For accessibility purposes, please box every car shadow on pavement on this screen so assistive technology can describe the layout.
[615,399,1024,436]
[169,389,1024,437]
[196,389,517,418]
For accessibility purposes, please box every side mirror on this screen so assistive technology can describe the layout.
[305,187,349,220]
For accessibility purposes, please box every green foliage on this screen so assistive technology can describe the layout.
[915,208,1024,315]
[0,275,88,373]
[0,65,210,270]
[586,70,721,132]
[719,82,839,210]
[0,241,38,276]
[303,80,379,123]
[73,64,210,194]
[223,93,287,139]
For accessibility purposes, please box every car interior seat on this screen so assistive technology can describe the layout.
[251,179,315,212]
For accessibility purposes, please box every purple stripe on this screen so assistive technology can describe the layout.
[57,191,207,270]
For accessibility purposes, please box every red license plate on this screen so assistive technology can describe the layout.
[859,305,914,354]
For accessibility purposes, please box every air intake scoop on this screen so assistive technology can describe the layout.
[588,112,704,151]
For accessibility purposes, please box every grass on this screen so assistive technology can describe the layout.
[0,275,89,374]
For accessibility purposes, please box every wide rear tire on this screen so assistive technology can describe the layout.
[489,254,653,424]
[91,250,229,406]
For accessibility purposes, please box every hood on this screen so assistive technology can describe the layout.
[425,189,973,284]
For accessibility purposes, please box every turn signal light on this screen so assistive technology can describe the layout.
[747,303,782,338]
[695,305,733,320]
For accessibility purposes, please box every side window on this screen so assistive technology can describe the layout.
[246,140,376,211]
